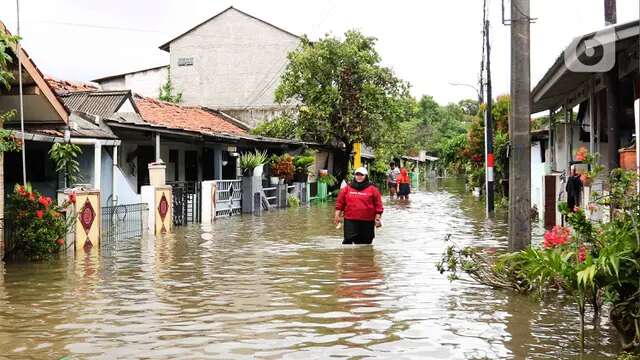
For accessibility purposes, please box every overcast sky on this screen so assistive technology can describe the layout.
[3,0,639,105]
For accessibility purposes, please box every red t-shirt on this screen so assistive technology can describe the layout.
[335,184,384,221]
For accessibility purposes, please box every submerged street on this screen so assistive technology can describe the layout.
[0,180,621,359]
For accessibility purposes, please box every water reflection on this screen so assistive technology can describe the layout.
[0,179,621,359]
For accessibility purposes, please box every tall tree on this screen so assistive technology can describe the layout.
[275,30,410,178]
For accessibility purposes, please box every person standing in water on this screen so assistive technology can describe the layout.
[334,167,383,244]
[396,167,411,201]
[386,162,400,198]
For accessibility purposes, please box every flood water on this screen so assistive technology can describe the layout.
[0,179,621,359]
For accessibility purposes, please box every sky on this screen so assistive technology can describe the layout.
[2,0,639,105]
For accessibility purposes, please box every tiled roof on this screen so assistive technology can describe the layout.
[44,76,98,94]
[134,95,246,135]
[59,91,133,118]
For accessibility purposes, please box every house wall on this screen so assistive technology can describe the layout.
[100,147,114,204]
[98,67,169,99]
[530,141,545,215]
[113,138,228,203]
[168,9,300,127]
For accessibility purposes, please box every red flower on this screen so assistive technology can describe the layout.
[575,147,588,162]
[578,245,587,263]
[36,210,44,219]
[544,225,571,249]
[69,193,76,204]
[56,239,65,246]
[38,195,51,208]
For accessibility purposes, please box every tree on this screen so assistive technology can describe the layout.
[250,114,298,139]
[275,30,410,178]
[158,71,182,103]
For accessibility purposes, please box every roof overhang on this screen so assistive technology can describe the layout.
[532,20,639,114]
[0,22,69,124]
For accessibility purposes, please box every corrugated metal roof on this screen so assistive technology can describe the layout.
[59,91,133,118]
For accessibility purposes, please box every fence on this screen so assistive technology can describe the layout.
[101,203,146,246]
[215,180,242,217]
[168,181,201,226]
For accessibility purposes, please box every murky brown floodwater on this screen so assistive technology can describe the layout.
[0,179,620,359]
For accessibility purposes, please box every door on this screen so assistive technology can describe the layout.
[202,148,215,180]
[136,146,155,193]
[185,150,198,182]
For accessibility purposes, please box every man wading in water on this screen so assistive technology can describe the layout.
[334,167,383,244]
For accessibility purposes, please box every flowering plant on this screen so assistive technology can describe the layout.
[439,148,640,353]
[6,184,74,260]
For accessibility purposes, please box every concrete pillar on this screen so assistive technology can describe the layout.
[606,65,620,170]
[112,145,118,206]
[242,176,262,213]
[94,142,102,189]
[214,149,223,180]
[201,180,217,223]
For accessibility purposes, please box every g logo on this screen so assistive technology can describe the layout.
[564,27,616,73]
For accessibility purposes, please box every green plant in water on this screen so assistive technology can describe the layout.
[287,195,300,207]
[438,150,640,355]
[239,150,268,174]
[49,143,82,187]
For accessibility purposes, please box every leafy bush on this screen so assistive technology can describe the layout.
[438,151,640,354]
[293,151,315,181]
[318,173,337,186]
[49,143,82,186]
[270,154,295,183]
[239,150,268,174]
[287,195,300,207]
[7,184,74,260]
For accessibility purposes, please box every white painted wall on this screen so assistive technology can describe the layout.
[98,66,168,98]
[531,141,545,215]
[168,8,300,126]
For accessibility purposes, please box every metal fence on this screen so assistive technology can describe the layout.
[215,180,242,217]
[168,181,201,226]
[101,203,146,245]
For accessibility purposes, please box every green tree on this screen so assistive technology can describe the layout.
[275,30,411,178]
[250,114,298,139]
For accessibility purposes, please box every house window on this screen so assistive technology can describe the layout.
[178,57,194,66]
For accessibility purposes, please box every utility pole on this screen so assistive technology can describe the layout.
[604,0,616,26]
[485,19,494,214]
[508,0,531,251]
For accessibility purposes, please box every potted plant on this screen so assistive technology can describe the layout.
[293,152,315,183]
[270,154,294,184]
[239,150,268,177]
[318,173,337,187]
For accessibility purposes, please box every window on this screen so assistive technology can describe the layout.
[178,57,194,66]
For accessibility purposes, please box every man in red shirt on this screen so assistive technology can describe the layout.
[334,167,384,244]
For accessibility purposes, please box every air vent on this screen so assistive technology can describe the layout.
[178,57,194,66]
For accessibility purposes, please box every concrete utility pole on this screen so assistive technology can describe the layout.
[508,0,531,251]
[604,0,617,26]
[485,19,495,214]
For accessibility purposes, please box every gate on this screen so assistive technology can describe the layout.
[168,181,201,226]
[101,203,146,245]
[215,180,242,217]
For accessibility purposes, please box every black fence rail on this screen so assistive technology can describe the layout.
[168,181,201,226]
[101,203,146,245]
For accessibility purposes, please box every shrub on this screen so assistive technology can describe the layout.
[7,184,74,260]
[270,154,295,183]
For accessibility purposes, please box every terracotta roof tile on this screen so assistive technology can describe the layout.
[134,95,246,135]
[45,76,98,94]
